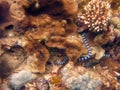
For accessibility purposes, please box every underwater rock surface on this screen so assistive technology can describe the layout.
[61,62,102,90]
[9,70,35,89]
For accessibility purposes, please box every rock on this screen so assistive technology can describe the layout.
[110,16,120,29]
[94,29,115,46]
[91,46,105,60]
[1,84,10,90]
[0,45,27,78]
[36,77,50,90]
[114,28,120,38]
[24,77,50,90]
[61,62,102,90]
[9,70,35,90]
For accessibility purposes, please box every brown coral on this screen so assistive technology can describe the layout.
[0,1,13,37]
[22,0,78,18]
[24,14,67,48]
[108,0,120,10]
[46,36,66,49]
[25,41,49,73]
[9,1,25,21]
[0,1,11,25]
[0,0,21,39]
[23,13,87,64]
[0,0,119,90]
[77,0,111,32]
[64,33,87,63]
[94,25,115,46]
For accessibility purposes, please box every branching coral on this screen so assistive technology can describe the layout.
[77,0,111,32]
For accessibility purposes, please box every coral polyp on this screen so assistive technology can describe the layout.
[77,0,111,32]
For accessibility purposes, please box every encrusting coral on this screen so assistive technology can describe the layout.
[77,0,111,32]
[25,41,50,73]
[24,14,87,65]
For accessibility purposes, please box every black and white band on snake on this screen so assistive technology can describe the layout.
[54,56,69,65]
[78,32,92,61]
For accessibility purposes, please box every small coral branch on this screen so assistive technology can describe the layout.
[77,0,111,32]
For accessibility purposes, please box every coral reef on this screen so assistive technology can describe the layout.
[0,0,120,90]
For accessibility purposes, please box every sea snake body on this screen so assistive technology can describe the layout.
[54,56,69,65]
[54,32,110,65]
[103,53,111,58]
[78,32,111,61]
[54,32,91,65]
[78,32,92,61]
